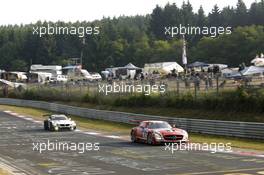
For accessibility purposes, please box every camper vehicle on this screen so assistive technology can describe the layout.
[1,72,27,83]
[27,72,52,83]
[30,64,62,77]
[31,64,67,83]
[62,65,94,81]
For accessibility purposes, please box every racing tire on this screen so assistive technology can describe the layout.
[147,133,154,145]
[70,126,76,131]
[131,131,137,143]
[49,123,58,132]
[49,125,54,131]
[43,120,49,130]
[53,126,59,131]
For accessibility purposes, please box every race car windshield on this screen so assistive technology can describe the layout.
[52,116,67,120]
[148,122,172,129]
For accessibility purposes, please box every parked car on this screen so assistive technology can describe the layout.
[90,72,102,81]
[50,75,68,83]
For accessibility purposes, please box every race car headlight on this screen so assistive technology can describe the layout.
[71,121,76,126]
[154,132,162,140]
[182,131,189,140]
[52,122,58,126]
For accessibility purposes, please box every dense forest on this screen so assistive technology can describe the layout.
[0,0,263,72]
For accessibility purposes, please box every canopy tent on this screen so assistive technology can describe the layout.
[229,66,264,77]
[187,61,209,68]
[104,63,141,79]
[124,63,141,70]
[251,54,264,66]
[241,66,264,76]
[208,64,228,70]
[144,62,184,74]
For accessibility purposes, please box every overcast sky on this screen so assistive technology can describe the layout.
[0,0,258,25]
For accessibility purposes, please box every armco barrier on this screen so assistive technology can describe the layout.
[0,98,263,139]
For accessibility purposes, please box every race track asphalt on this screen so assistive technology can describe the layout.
[0,111,264,175]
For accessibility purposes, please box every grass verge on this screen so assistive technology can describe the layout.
[0,168,11,175]
[0,104,263,151]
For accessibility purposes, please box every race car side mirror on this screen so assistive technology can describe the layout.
[172,124,176,128]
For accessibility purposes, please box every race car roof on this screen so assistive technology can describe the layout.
[142,120,168,123]
[50,114,67,118]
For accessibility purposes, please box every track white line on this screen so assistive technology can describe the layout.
[4,110,263,158]
[3,110,124,141]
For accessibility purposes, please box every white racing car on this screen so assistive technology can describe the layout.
[43,114,77,131]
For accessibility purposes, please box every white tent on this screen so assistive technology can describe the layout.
[124,63,141,70]
[241,66,264,75]
[251,53,264,66]
[221,68,239,78]
[144,62,184,74]
[230,66,264,77]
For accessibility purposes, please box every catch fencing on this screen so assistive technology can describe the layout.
[0,98,263,139]
[23,76,264,100]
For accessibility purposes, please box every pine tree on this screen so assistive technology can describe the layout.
[235,0,248,26]
[196,6,207,27]
[150,5,165,39]
[221,6,235,27]
[180,0,195,25]
[208,5,222,27]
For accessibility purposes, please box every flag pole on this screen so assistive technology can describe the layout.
[182,35,188,75]
[80,37,86,68]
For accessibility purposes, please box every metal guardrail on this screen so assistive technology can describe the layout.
[0,98,263,139]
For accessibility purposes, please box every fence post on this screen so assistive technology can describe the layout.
[216,75,219,94]
[194,80,197,100]
[87,83,90,94]
[176,78,180,95]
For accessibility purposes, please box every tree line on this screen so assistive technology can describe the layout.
[0,0,263,72]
